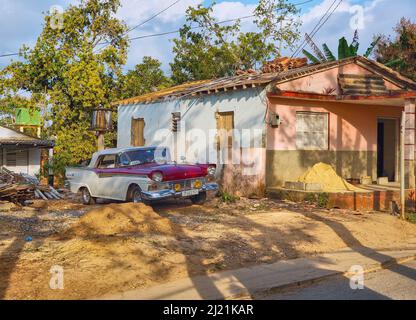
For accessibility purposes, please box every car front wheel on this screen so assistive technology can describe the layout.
[129,185,150,205]
[81,188,96,205]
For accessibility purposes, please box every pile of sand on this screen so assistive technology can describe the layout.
[298,163,363,192]
[64,203,178,237]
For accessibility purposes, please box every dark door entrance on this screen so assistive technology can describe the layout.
[377,119,397,182]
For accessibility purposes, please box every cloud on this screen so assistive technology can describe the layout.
[293,0,416,58]
[0,0,415,72]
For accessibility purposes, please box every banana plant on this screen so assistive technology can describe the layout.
[302,30,381,63]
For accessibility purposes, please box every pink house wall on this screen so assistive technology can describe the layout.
[277,63,402,94]
[267,98,403,152]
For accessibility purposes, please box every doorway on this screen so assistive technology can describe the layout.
[377,118,398,182]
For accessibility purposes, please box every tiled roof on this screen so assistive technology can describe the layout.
[114,56,416,106]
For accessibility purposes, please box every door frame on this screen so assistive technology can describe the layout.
[377,117,400,182]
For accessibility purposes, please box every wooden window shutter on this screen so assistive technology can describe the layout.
[216,111,234,150]
[131,118,145,147]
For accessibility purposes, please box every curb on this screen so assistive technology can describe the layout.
[233,254,416,300]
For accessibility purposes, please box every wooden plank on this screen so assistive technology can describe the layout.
[339,74,384,81]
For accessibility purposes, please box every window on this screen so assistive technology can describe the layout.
[6,152,17,167]
[97,154,117,169]
[296,112,329,150]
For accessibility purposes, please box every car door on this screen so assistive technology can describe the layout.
[95,154,118,198]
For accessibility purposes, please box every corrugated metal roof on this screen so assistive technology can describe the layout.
[114,56,416,106]
[0,138,54,148]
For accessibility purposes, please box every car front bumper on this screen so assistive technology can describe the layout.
[141,182,218,201]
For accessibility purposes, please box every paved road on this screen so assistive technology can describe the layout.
[261,260,416,300]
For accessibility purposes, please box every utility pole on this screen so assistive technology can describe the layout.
[91,107,112,152]
[400,110,406,220]
[97,131,105,152]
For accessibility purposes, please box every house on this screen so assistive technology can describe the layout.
[0,125,54,176]
[114,56,416,197]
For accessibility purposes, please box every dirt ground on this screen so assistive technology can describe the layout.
[0,195,415,300]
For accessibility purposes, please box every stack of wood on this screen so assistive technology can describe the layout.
[0,167,62,204]
[262,57,308,74]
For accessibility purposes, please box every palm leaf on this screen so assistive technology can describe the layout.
[302,49,321,64]
[364,36,381,58]
[322,44,336,61]
[338,37,350,60]
[384,58,405,68]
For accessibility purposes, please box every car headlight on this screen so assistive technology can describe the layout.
[151,172,164,182]
[207,165,216,176]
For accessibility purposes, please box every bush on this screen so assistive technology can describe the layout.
[304,193,329,208]
[218,191,240,203]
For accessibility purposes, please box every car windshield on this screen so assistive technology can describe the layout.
[120,148,168,166]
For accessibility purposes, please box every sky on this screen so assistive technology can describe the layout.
[0,0,414,74]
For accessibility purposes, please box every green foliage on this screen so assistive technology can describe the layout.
[0,0,128,178]
[171,1,301,83]
[118,56,172,99]
[219,191,240,203]
[302,49,321,64]
[304,193,329,208]
[322,44,336,61]
[303,31,379,63]
[408,212,416,224]
[364,36,381,58]
[374,18,416,81]
[338,37,350,60]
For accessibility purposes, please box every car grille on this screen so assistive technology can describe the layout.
[169,178,205,191]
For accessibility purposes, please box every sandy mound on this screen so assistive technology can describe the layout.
[64,203,178,237]
[298,163,364,192]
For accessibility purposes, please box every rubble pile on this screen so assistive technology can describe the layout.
[262,57,308,74]
[0,167,62,204]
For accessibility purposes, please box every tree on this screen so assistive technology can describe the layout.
[302,30,380,64]
[170,0,301,84]
[118,56,172,99]
[0,0,128,177]
[374,18,416,81]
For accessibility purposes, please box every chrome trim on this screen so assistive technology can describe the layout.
[141,182,218,201]
[202,183,219,191]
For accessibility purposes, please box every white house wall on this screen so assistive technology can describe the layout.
[118,88,268,159]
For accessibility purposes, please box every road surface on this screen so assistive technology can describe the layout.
[261,260,416,300]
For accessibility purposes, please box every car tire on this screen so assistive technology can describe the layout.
[81,188,96,205]
[190,192,207,205]
[129,185,151,205]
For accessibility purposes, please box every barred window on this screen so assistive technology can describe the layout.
[296,112,329,150]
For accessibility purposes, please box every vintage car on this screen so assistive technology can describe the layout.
[65,147,218,205]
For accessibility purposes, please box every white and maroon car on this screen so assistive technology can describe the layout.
[65,147,218,205]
